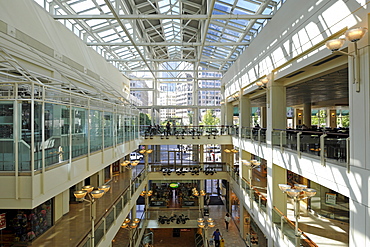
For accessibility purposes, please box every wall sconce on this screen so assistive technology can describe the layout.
[298,112,302,117]
[331,112,336,117]
[255,78,269,89]
[325,27,368,92]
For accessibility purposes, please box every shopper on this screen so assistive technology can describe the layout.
[166,121,171,136]
[212,229,222,247]
[224,213,231,231]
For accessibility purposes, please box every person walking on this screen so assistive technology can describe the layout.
[166,121,171,136]
[212,229,222,247]
[224,213,231,231]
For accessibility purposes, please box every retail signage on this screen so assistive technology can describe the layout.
[0,213,6,230]
[169,182,179,188]
[325,193,337,205]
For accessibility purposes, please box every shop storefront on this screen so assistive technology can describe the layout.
[0,199,53,245]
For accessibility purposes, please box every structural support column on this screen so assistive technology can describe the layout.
[240,150,252,181]
[303,103,311,128]
[225,102,234,126]
[272,165,287,215]
[348,35,370,246]
[239,92,251,130]
[193,107,199,126]
[261,106,267,128]
[266,76,286,247]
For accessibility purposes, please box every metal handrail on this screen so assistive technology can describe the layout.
[273,206,318,247]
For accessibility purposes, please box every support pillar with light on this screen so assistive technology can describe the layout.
[139,148,153,175]
[74,185,111,247]
[121,217,141,247]
[140,189,153,218]
[278,183,316,247]
[197,217,215,245]
[192,188,206,217]
[241,160,261,205]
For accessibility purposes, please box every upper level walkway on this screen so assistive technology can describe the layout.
[140,125,350,167]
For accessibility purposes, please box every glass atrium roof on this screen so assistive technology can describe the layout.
[35,0,284,79]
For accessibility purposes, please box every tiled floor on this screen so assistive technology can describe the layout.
[206,204,247,247]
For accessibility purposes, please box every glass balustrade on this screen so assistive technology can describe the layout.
[0,82,140,172]
[272,207,318,247]
[271,129,349,165]
[78,171,146,247]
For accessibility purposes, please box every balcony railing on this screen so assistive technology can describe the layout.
[239,127,267,144]
[149,162,229,174]
[272,129,349,168]
[273,206,318,247]
[140,125,237,139]
[229,170,267,213]
[77,171,146,247]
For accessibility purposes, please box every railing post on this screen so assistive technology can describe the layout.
[346,137,350,173]
[258,194,262,210]
[258,129,261,145]
[320,134,327,166]
[280,131,284,152]
[280,216,285,239]
[297,132,302,158]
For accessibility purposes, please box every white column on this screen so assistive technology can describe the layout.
[239,93,251,128]
[194,107,199,126]
[266,77,286,144]
[303,103,311,128]
[225,102,234,126]
[266,77,286,247]
[261,106,267,128]
[348,37,370,247]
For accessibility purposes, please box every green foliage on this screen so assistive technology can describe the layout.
[139,113,151,125]
[200,109,220,126]
[311,110,326,127]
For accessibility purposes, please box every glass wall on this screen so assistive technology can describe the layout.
[0,83,140,172]
[0,102,14,170]
[310,181,349,223]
